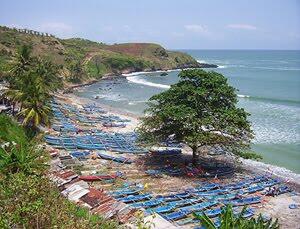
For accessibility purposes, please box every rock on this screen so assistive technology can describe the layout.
[198,63,218,68]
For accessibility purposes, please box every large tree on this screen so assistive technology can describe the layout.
[137,69,254,161]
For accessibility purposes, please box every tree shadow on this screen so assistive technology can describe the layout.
[138,153,235,179]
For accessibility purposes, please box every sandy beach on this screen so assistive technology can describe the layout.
[50,89,300,228]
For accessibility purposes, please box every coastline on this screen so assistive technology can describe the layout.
[61,63,300,187]
[60,90,300,190]
[63,64,219,93]
[51,91,300,228]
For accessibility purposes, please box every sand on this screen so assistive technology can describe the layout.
[52,91,300,228]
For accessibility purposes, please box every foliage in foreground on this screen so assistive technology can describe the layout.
[0,114,119,229]
[194,205,279,229]
[137,69,255,160]
[0,173,119,229]
[0,114,28,144]
[0,114,48,175]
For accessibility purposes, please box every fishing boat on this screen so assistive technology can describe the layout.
[97,152,133,164]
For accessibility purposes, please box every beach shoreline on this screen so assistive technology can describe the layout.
[58,91,300,190]
[63,65,220,93]
[51,91,300,228]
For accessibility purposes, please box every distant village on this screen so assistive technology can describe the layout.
[1,25,55,37]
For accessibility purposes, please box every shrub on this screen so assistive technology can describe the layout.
[194,205,279,229]
[0,173,119,228]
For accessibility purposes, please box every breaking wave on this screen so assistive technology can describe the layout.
[127,76,171,89]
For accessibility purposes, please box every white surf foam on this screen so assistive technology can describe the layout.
[237,94,250,98]
[94,93,127,102]
[197,59,207,64]
[127,76,171,89]
[128,100,147,105]
[217,65,227,69]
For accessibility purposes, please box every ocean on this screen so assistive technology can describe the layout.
[75,50,300,173]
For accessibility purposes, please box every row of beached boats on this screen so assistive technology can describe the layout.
[107,175,290,225]
[45,133,146,153]
[51,102,130,129]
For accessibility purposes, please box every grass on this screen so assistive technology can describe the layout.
[0,25,199,84]
[0,114,120,228]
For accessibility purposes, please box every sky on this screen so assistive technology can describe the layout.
[0,0,299,49]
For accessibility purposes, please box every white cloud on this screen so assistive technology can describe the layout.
[184,24,208,34]
[227,24,257,30]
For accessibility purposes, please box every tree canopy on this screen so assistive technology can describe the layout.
[3,45,62,130]
[137,69,254,159]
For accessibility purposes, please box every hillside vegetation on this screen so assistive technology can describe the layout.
[0,26,209,84]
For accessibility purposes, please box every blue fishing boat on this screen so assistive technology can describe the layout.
[163,210,187,221]
[193,189,228,196]
[112,187,143,197]
[206,193,236,201]
[97,152,133,164]
[118,193,152,203]
[168,198,200,207]
[246,184,264,194]
[147,203,176,214]
[228,196,261,206]
[195,183,220,192]
[178,201,218,214]
[131,198,164,208]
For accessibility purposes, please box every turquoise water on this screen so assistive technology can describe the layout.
[75,50,300,173]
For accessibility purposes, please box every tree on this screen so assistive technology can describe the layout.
[3,45,61,130]
[137,69,254,161]
[8,45,33,87]
[35,59,63,92]
[94,56,102,75]
[69,61,84,83]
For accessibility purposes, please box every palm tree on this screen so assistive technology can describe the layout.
[18,102,51,128]
[8,45,33,87]
[2,45,60,131]
[15,70,52,129]
[35,59,63,92]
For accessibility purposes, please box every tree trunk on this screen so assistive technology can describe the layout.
[192,146,198,165]
[12,102,15,116]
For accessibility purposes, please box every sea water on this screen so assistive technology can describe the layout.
[75,50,300,173]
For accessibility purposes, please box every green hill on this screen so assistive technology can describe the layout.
[0,26,216,84]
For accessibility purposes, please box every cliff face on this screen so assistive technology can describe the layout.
[0,26,216,82]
